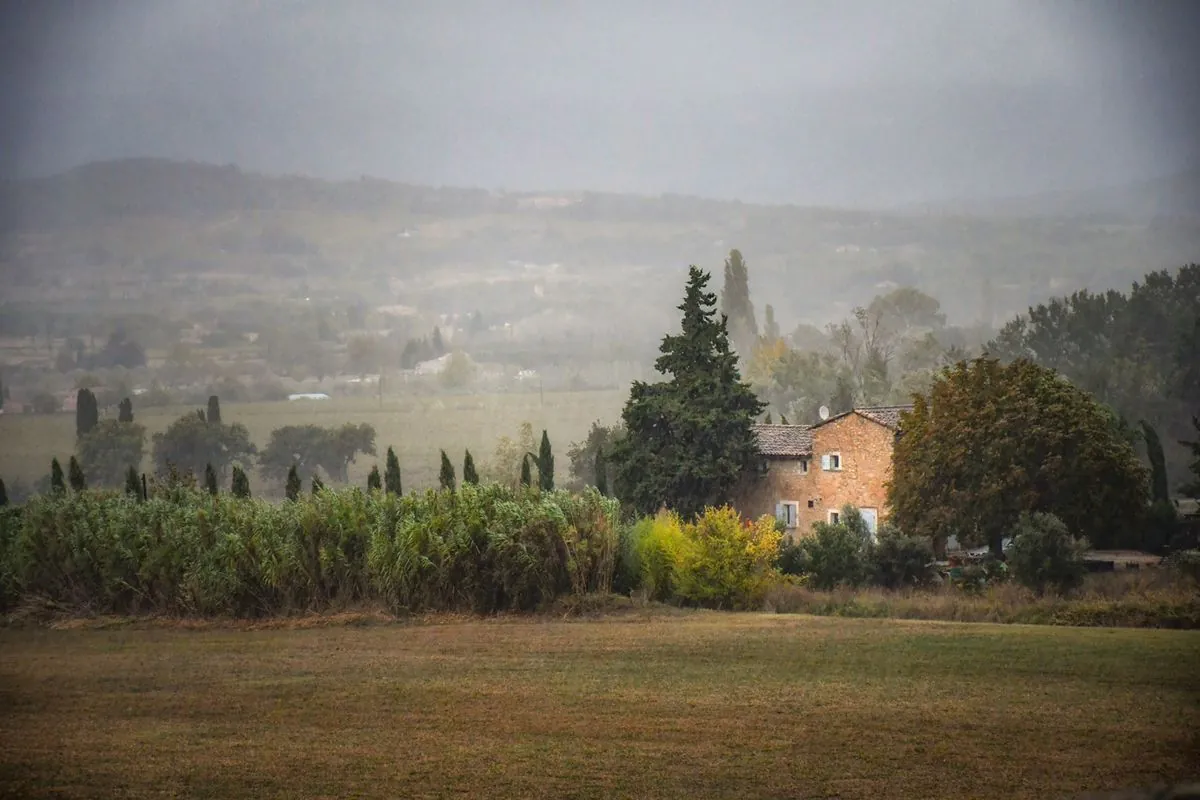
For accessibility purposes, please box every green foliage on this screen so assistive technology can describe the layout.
[990,264,1200,489]
[118,397,134,423]
[566,421,624,490]
[384,447,401,495]
[462,450,479,485]
[520,454,532,487]
[1181,416,1200,499]
[205,463,219,496]
[285,465,301,501]
[800,507,872,589]
[67,456,86,492]
[124,466,141,499]
[720,249,758,355]
[438,450,456,491]
[0,485,621,616]
[440,350,476,389]
[152,412,257,483]
[367,464,382,492]
[1140,421,1170,504]
[231,466,251,499]
[206,395,221,424]
[610,265,765,517]
[537,430,554,491]
[890,357,1150,554]
[1006,512,1089,595]
[311,474,325,495]
[75,388,98,439]
[50,459,65,494]
[868,525,936,589]
[0,478,6,507]
[259,423,376,484]
[77,420,146,488]
[594,444,608,497]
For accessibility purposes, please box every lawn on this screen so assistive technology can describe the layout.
[1,613,1196,799]
[0,390,625,496]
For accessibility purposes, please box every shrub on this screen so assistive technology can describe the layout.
[672,508,781,609]
[869,525,936,589]
[1163,549,1200,584]
[630,511,688,601]
[800,508,870,589]
[1006,512,1089,595]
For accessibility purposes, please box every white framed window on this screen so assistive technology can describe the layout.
[820,453,842,471]
[775,501,799,529]
[827,509,841,525]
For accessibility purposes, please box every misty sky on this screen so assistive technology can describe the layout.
[2,0,1198,207]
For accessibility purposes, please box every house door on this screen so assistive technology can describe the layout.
[860,508,879,538]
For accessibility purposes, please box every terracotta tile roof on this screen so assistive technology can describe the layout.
[752,424,813,458]
[853,405,913,430]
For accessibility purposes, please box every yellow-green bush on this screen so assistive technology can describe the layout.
[623,506,781,609]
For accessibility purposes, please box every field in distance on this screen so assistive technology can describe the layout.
[1,613,1197,799]
[0,390,625,495]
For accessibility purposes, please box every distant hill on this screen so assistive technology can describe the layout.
[900,168,1200,221]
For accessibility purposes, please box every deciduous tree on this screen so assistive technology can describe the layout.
[152,412,256,482]
[889,357,1150,555]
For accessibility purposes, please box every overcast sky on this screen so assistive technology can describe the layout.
[1,0,1198,207]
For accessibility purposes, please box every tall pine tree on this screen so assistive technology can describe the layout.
[384,447,402,494]
[50,458,66,494]
[285,464,301,501]
[462,449,479,485]
[537,430,554,491]
[610,265,765,517]
[439,449,456,491]
[204,463,219,496]
[206,395,222,424]
[520,454,532,487]
[719,249,758,356]
[125,465,141,498]
[68,456,87,492]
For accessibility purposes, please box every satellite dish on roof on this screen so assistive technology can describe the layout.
[818,405,830,421]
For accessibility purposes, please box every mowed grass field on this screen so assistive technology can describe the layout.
[0,391,625,495]
[1,614,1197,799]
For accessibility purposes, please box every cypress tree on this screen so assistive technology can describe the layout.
[595,444,607,496]
[0,477,7,507]
[780,414,789,425]
[204,463,218,496]
[384,447,402,494]
[538,429,554,491]
[462,449,479,485]
[764,411,773,424]
[367,464,382,491]
[50,458,66,494]
[118,397,134,423]
[311,474,325,495]
[285,464,301,501]
[68,455,86,492]
[231,466,251,499]
[141,473,148,501]
[719,248,758,355]
[439,449,456,491]
[124,465,141,498]
[206,395,221,424]
[1140,421,1170,505]
[520,453,532,487]
[76,388,98,439]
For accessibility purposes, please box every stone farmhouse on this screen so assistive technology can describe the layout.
[732,406,912,540]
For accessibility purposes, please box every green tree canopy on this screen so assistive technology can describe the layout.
[610,265,765,517]
[77,420,147,488]
[151,412,257,482]
[258,423,376,485]
[566,421,624,490]
[462,449,479,485]
[75,388,99,439]
[439,450,456,491]
[720,249,758,355]
[889,357,1150,554]
[68,456,86,492]
[537,430,554,491]
[367,464,382,492]
[384,447,402,494]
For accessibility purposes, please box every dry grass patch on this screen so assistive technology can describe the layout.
[1,613,1197,799]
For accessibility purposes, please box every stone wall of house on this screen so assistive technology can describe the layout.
[731,413,897,540]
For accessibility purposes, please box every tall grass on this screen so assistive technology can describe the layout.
[0,485,620,616]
